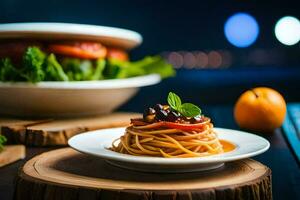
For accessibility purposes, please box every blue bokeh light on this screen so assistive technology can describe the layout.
[224,13,259,48]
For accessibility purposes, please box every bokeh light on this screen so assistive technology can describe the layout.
[183,52,196,68]
[219,50,232,68]
[195,52,208,68]
[165,50,233,69]
[208,51,222,68]
[167,52,183,68]
[224,12,259,48]
[274,16,300,46]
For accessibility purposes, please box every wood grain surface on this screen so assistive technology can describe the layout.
[0,145,25,167]
[0,112,140,146]
[14,148,272,200]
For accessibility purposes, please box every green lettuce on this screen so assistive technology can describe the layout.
[0,47,175,82]
[21,47,46,82]
[0,58,23,81]
[106,56,175,79]
[91,59,106,80]
[61,58,102,81]
[0,135,7,151]
[44,54,69,81]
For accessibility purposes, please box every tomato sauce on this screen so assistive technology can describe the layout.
[220,140,236,153]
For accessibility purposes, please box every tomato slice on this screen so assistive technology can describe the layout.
[48,42,107,59]
[0,42,41,63]
[161,121,209,130]
[131,118,210,131]
[107,48,128,61]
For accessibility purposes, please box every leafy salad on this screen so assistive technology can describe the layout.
[0,42,175,83]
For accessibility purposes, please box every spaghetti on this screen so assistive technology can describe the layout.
[110,117,224,158]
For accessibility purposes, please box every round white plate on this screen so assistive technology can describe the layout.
[0,74,160,117]
[68,127,270,173]
[0,22,142,49]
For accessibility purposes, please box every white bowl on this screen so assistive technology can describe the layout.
[0,22,142,49]
[68,127,270,173]
[0,74,160,117]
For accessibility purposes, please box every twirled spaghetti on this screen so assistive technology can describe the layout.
[110,118,224,158]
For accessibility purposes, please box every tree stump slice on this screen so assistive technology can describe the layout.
[15,148,272,200]
[0,145,25,167]
[0,112,140,146]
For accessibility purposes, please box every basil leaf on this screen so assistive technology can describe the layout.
[167,92,182,110]
[179,103,201,117]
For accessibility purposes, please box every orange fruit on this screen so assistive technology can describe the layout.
[234,87,287,133]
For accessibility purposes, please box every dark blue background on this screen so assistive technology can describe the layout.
[0,0,299,57]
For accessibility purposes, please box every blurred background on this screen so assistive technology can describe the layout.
[0,0,299,110]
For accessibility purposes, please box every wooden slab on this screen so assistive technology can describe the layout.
[15,148,272,200]
[0,145,25,167]
[0,112,140,146]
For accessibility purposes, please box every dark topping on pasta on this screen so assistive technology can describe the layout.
[143,104,203,124]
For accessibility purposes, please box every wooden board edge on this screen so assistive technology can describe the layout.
[2,112,140,146]
[0,145,26,168]
[15,167,272,200]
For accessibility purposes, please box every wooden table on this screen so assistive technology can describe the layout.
[0,106,299,200]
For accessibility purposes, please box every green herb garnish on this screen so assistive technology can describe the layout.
[167,92,201,117]
[0,135,7,151]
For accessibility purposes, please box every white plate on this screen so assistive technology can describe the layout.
[0,22,142,49]
[68,127,270,173]
[0,74,160,117]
